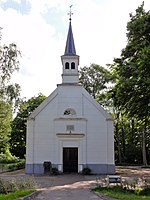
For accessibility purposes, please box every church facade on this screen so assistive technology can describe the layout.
[26,18,115,174]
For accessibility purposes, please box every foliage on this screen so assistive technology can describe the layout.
[10,94,47,158]
[0,28,21,157]
[82,167,91,175]
[0,28,21,110]
[94,186,150,200]
[79,63,115,102]
[0,102,12,153]
[110,3,150,119]
[7,160,25,170]
[113,113,144,164]
[95,174,150,199]
[0,151,20,164]
[110,3,150,165]
[0,42,20,83]
[0,152,25,172]
[51,167,59,175]
[0,189,35,200]
[0,161,25,173]
[0,177,36,194]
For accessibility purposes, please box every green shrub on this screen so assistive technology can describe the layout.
[0,152,20,164]
[82,167,91,175]
[0,177,37,194]
[136,188,150,196]
[94,186,150,199]
[0,179,8,194]
[8,160,25,170]
[51,167,58,175]
[0,156,25,172]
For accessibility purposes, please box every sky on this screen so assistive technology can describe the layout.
[0,0,149,100]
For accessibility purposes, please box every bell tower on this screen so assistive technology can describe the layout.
[61,6,79,84]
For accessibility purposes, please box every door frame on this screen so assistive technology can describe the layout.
[57,139,86,173]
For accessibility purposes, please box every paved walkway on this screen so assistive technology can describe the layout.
[32,174,111,200]
[2,166,150,200]
[0,172,113,200]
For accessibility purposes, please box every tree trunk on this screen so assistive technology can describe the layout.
[115,118,122,164]
[142,125,147,166]
[121,114,125,161]
[131,119,135,143]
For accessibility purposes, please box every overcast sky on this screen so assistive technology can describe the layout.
[0,0,149,99]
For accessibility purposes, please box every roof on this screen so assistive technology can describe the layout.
[64,21,76,56]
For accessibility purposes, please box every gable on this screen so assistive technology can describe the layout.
[28,84,113,121]
[28,88,58,119]
[82,88,113,120]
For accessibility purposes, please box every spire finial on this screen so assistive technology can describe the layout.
[68,5,73,21]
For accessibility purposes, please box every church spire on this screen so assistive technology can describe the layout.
[64,21,76,55]
[64,5,76,56]
[61,6,79,84]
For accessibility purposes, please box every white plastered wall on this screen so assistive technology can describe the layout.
[26,83,114,173]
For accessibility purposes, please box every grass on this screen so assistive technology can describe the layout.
[94,186,150,200]
[0,189,35,200]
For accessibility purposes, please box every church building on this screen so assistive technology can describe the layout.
[26,13,115,174]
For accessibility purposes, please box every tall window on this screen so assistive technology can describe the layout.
[71,62,75,69]
[65,62,69,69]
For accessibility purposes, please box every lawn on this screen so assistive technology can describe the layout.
[94,186,150,200]
[0,189,35,200]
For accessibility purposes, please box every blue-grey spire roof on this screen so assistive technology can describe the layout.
[64,21,76,56]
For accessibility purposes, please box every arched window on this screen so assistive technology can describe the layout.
[64,108,76,115]
[65,62,69,69]
[71,62,75,69]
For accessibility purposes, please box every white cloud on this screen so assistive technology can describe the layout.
[0,0,149,99]
[27,0,71,15]
[13,0,21,3]
[0,0,7,2]
[73,0,148,66]
[0,7,62,98]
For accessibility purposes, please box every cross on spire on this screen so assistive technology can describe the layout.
[68,5,73,21]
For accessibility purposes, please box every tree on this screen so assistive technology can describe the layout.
[113,111,142,164]
[10,94,47,158]
[0,29,21,109]
[79,63,115,106]
[110,3,150,165]
[0,101,12,153]
[0,28,21,154]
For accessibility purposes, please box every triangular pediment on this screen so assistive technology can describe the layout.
[28,84,113,121]
[82,87,113,120]
[28,88,58,119]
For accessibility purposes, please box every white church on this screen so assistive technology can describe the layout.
[26,14,115,174]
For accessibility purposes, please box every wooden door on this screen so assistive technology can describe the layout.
[63,148,78,173]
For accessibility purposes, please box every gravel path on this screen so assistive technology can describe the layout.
[0,172,114,200]
[0,166,150,200]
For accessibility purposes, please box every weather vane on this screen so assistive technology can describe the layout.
[68,5,73,21]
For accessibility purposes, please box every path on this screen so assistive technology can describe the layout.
[0,172,112,200]
[1,166,150,200]
[36,176,99,200]
[32,174,111,200]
